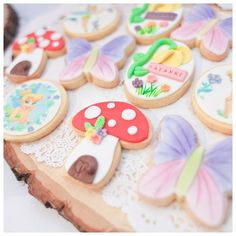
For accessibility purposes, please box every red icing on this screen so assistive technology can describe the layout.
[12,30,65,52]
[72,101,150,143]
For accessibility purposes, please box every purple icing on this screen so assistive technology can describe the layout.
[132,78,143,88]
[219,17,232,39]
[135,25,142,31]
[185,4,216,23]
[154,115,198,164]
[208,73,222,84]
[101,35,134,64]
[204,137,232,193]
[145,12,177,21]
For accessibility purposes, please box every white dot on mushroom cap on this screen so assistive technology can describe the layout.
[39,39,50,48]
[121,109,136,120]
[108,119,116,127]
[84,106,101,119]
[128,126,138,135]
[107,102,115,109]
[52,41,59,47]
[35,29,46,36]
[17,37,28,44]
[37,37,44,42]
[51,33,62,40]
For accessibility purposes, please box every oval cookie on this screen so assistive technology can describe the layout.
[124,38,194,108]
[192,65,232,135]
[4,80,68,142]
[128,4,183,45]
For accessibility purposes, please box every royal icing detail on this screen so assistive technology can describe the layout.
[138,115,232,228]
[4,80,62,136]
[127,126,138,135]
[108,119,116,127]
[128,4,183,39]
[63,5,118,36]
[194,65,232,125]
[121,109,136,121]
[84,105,101,119]
[171,5,232,60]
[12,29,65,54]
[125,38,194,102]
[107,102,115,109]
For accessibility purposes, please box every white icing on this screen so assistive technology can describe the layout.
[124,41,194,101]
[127,126,138,135]
[194,65,232,125]
[4,80,62,136]
[65,135,119,184]
[17,37,28,44]
[127,7,183,39]
[35,29,46,36]
[39,39,50,48]
[84,105,101,119]
[52,41,59,47]
[51,33,62,40]
[121,109,136,120]
[37,37,44,42]
[108,119,116,127]
[63,6,118,34]
[6,48,44,76]
[107,102,115,109]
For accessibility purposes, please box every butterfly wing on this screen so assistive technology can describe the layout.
[100,35,135,69]
[218,17,232,44]
[66,39,92,64]
[185,138,232,228]
[138,115,198,204]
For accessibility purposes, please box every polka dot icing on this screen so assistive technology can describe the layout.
[107,102,115,109]
[39,39,50,48]
[50,33,62,40]
[35,29,46,36]
[37,37,44,42]
[108,119,116,127]
[17,37,27,44]
[128,126,138,135]
[84,106,101,119]
[121,109,136,120]
[52,41,59,47]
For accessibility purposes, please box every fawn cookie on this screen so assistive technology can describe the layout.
[60,35,135,90]
[4,80,68,142]
[65,101,152,189]
[124,38,194,108]
[192,65,232,135]
[171,4,232,61]
[138,115,232,228]
[63,5,119,40]
[12,29,66,58]
[5,48,48,83]
[128,4,183,45]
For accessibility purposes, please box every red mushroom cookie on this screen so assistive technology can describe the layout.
[65,101,152,189]
[12,29,66,58]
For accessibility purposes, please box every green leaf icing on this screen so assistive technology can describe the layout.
[95,116,105,129]
[84,122,93,130]
[129,4,149,23]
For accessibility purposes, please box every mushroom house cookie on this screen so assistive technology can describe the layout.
[63,5,119,40]
[65,101,152,189]
[128,4,183,45]
[4,80,68,142]
[124,38,194,108]
[138,115,232,229]
[192,65,232,135]
[12,28,66,58]
[60,35,135,90]
[171,4,232,61]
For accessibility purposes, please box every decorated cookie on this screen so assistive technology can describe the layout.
[5,48,47,83]
[60,35,136,90]
[128,4,183,45]
[124,38,194,108]
[192,65,232,135]
[4,80,68,142]
[12,29,66,58]
[65,101,152,189]
[63,5,119,40]
[138,115,232,228]
[171,4,232,61]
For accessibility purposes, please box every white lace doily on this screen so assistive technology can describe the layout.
[4,4,232,232]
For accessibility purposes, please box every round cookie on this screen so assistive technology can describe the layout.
[192,65,232,135]
[127,4,183,45]
[12,29,66,58]
[65,101,152,189]
[4,80,68,142]
[62,5,120,41]
[124,38,194,108]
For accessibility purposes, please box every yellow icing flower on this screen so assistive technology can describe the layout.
[148,4,182,12]
[152,46,192,67]
[85,127,96,139]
